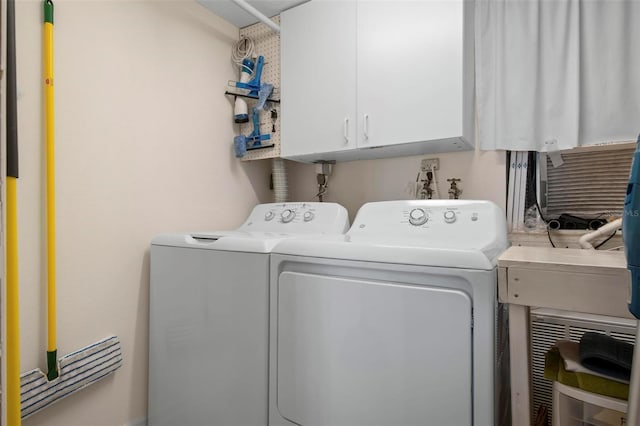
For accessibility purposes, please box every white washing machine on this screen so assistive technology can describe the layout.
[269,200,508,426]
[148,202,349,426]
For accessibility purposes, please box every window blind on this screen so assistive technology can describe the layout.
[541,143,635,218]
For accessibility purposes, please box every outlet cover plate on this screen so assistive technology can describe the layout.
[421,158,440,171]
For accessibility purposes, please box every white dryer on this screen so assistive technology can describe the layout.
[148,203,349,426]
[269,200,508,426]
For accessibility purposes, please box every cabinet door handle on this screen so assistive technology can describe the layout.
[363,114,369,141]
[343,118,350,144]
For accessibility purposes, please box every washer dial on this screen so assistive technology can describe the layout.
[303,211,315,222]
[408,208,428,226]
[443,211,457,224]
[281,209,296,223]
[264,211,275,221]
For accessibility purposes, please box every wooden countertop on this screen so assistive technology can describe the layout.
[498,246,633,319]
[499,246,627,272]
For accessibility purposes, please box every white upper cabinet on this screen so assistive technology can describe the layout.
[357,1,465,148]
[280,1,357,159]
[281,0,474,163]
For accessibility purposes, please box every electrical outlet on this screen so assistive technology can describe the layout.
[315,161,335,176]
[421,158,439,171]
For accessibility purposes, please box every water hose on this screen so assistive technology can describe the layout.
[272,158,288,203]
[578,218,622,249]
[43,0,58,381]
[6,0,22,423]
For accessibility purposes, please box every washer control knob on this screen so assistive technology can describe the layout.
[303,211,315,222]
[265,211,275,221]
[281,209,296,223]
[443,210,457,223]
[408,208,428,226]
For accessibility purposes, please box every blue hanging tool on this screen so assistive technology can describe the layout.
[233,58,255,123]
[624,134,640,318]
[235,55,264,97]
[231,54,274,158]
[234,107,272,158]
[233,55,273,109]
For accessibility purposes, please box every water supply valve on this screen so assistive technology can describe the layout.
[447,178,462,199]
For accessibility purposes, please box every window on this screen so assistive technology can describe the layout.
[507,142,635,235]
[539,142,636,221]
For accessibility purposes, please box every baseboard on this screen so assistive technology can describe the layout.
[124,417,147,426]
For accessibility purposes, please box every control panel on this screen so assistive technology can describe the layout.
[238,202,350,234]
[399,205,474,228]
[348,200,507,249]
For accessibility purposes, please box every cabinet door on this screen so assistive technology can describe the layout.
[357,0,464,148]
[280,1,357,159]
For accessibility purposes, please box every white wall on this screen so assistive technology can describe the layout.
[286,149,507,221]
[13,1,271,425]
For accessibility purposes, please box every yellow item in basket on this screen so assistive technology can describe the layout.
[545,347,629,400]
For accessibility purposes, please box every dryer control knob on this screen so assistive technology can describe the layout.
[443,210,457,223]
[281,209,296,223]
[265,211,275,221]
[409,208,428,226]
[303,211,315,222]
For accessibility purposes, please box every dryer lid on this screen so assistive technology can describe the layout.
[272,200,508,269]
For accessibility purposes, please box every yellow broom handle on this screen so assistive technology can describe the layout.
[44,0,57,366]
[7,0,22,421]
[7,178,21,424]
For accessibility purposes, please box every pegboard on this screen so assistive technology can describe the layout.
[234,16,281,161]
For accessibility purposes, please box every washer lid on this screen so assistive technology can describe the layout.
[272,200,508,269]
[151,202,350,254]
[152,231,318,253]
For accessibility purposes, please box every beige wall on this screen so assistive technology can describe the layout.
[13,1,270,425]
[286,149,507,221]
[8,1,506,424]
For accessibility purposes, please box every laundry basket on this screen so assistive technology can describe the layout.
[553,382,627,426]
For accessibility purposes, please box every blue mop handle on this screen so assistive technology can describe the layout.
[624,136,640,426]
[624,135,640,319]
